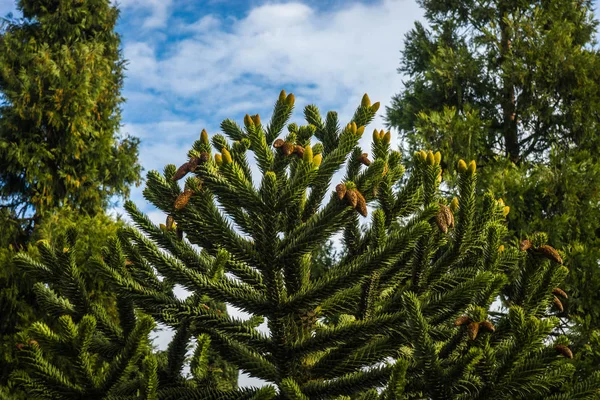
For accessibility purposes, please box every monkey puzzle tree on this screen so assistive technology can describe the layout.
[8,226,241,400]
[11,92,600,399]
[0,208,130,395]
[8,228,160,400]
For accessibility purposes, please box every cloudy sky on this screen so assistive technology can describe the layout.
[1,0,599,388]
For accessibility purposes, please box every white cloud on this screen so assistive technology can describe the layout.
[122,42,160,85]
[113,0,173,29]
[122,119,215,173]
[240,2,314,34]
[122,0,423,130]
[181,14,222,33]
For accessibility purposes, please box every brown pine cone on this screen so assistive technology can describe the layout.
[199,152,210,163]
[553,296,564,312]
[282,142,294,156]
[555,344,573,359]
[435,212,448,233]
[454,316,470,326]
[480,321,496,333]
[273,138,285,148]
[467,322,480,340]
[336,184,347,200]
[553,287,568,299]
[293,145,305,158]
[355,190,368,217]
[520,239,532,251]
[174,189,194,210]
[188,157,200,171]
[359,153,371,166]
[173,161,192,181]
[435,204,454,233]
[440,204,454,229]
[537,245,563,264]
[345,189,358,208]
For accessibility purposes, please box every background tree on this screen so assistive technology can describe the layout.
[21,91,593,399]
[310,239,342,281]
[0,0,142,243]
[385,0,600,373]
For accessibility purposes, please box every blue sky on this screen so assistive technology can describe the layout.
[1,0,599,388]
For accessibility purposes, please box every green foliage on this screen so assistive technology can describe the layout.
[8,228,157,399]
[71,92,598,398]
[310,240,342,281]
[0,207,127,394]
[6,226,238,400]
[385,0,600,376]
[0,0,142,229]
[387,0,600,160]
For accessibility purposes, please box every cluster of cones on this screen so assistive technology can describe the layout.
[456,158,477,175]
[454,315,573,358]
[454,316,495,340]
[336,183,367,217]
[372,129,391,145]
[272,139,322,166]
[519,240,563,264]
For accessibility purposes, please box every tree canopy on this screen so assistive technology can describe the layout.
[385,0,600,372]
[0,0,142,241]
